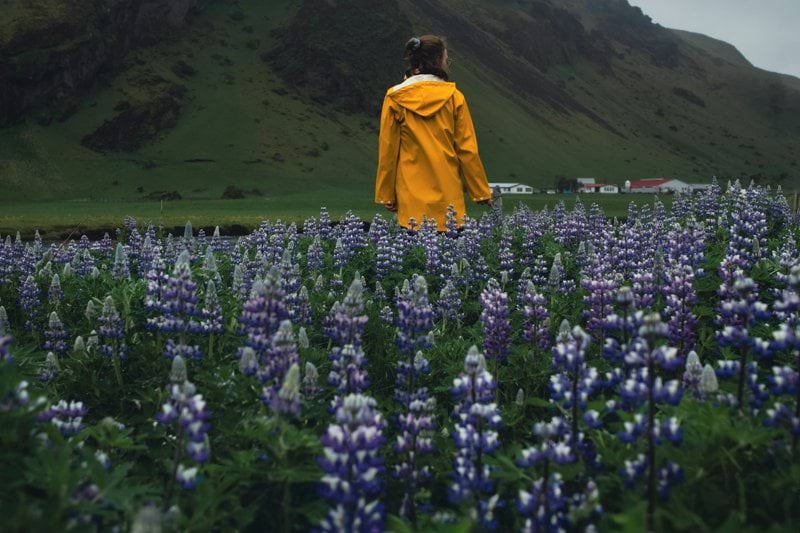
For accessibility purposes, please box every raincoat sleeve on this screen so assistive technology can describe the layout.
[454,94,491,202]
[374,94,401,205]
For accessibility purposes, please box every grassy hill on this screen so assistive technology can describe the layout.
[0,0,798,210]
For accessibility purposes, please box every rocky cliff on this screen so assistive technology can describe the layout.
[0,0,197,125]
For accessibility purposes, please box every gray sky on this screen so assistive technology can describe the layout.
[630,0,800,78]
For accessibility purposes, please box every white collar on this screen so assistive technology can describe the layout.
[390,73,445,93]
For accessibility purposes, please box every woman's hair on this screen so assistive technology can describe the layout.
[403,34,449,81]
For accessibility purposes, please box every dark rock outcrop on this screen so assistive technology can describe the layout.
[263,0,412,116]
[0,0,198,125]
[81,84,186,152]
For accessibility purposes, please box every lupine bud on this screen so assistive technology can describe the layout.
[699,364,719,394]
[131,504,162,533]
[298,327,310,349]
[170,356,187,383]
[516,388,525,406]
[73,336,86,355]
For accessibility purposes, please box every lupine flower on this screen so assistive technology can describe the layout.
[682,351,703,397]
[438,279,463,331]
[449,346,502,529]
[156,372,211,490]
[616,313,684,531]
[318,394,386,532]
[303,361,320,397]
[18,274,40,332]
[148,251,204,360]
[327,278,370,396]
[238,267,289,361]
[480,279,511,375]
[550,321,601,460]
[664,262,698,356]
[38,399,87,437]
[520,281,549,357]
[517,416,602,531]
[716,273,770,409]
[48,273,62,307]
[395,275,434,357]
[259,320,301,412]
[200,281,224,335]
[394,350,436,523]
[98,296,127,361]
[43,311,68,356]
[271,363,302,417]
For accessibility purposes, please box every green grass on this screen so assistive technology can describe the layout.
[0,194,672,238]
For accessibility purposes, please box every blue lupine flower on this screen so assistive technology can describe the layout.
[318,393,386,532]
[480,279,511,374]
[147,251,204,360]
[38,399,88,437]
[97,296,127,361]
[521,281,549,356]
[450,346,502,529]
[43,311,68,356]
[18,274,40,332]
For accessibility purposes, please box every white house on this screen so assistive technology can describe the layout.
[579,183,619,194]
[489,182,534,194]
[625,179,690,193]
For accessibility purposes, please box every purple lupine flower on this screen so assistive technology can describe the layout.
[307,235,325,273]
[200,281,224,335]
[327,278,370,396]
[393,351,436,524]
[395,275,434,357]
[270,363,302,417]
[48,274,62,307]
[0,306,8,335]
[38,399,87,437]
[581,262,618,340]
[550,321,601,461]
[318,394,386,532]
[664,263,698,357]
[726,189,768,270]
[517,416,602,531]
[238,267,289,360]
[521,281,549,356]
[682,351,703,397]
[260,320,301,413]
[148,251,203,360]
[438,279,463,331]
[18,274,40,332]
[157,365,211,489]
[98,296,127,361]
[302,361,320,397]
[480,279,511,376]
[716,273,770,409]
[616,313,684,532]
[39,351,59,383]
[449,346,502,529]
[43,311,68,356]
[498,226,515,279]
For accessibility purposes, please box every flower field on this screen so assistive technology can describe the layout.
[1,179,799,532]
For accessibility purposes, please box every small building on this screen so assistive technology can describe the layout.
[488,182,534,194]
[576,177,597,186]
[579,183,619,194]
[625,178,689,193]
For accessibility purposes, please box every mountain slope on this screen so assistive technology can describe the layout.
[0,0,798,203]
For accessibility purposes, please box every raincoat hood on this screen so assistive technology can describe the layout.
[387,74,456,117]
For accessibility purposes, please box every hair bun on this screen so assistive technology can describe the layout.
[406,37,421,52]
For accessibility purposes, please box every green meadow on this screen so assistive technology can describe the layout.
[0,194,671,238]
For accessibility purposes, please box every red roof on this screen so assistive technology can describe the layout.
[628,179,672,188]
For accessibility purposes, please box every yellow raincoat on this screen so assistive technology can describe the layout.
[374,74,491,231]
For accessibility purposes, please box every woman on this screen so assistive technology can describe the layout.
[374,35,492,231]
